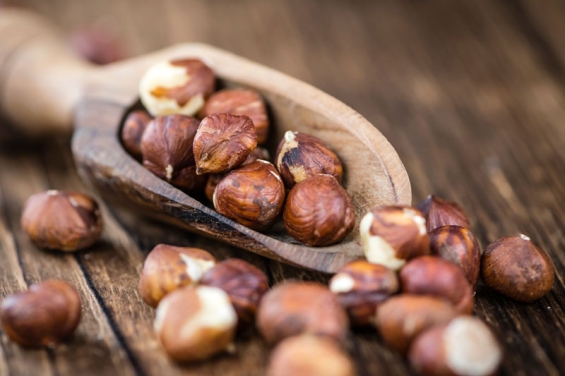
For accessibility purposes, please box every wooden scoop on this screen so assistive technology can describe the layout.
[0,9,411,273]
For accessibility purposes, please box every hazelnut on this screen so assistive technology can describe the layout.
[267,335,355,376]
[0,280,81,347]
[256,282,349,345]
[329,260,398,326]
[284,174,355,246]
[375,295,459,354]
[429,226,481,287]
[417,195,470,232]
[141,115,207,192]
[481,234,554,302]
[200,258,269,325]
[68,21,127,65]
[154,285,237,362]
[21,190,102,252]
[408,316,502,376]
[213,160,285,230]
[121,109,152,159]
[193,114,257,174]
[200,89,270,144]
[359,206,429,270]
[139,58,215,117]
[275,131,343,189]
[399,256,474,314]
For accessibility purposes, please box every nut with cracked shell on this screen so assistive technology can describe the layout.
[416,195,470,232]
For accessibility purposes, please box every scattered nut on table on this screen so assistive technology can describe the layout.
[121,109,152,160]
[416,194,470,232]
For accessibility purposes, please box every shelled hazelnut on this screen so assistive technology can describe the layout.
[139,244,216,308]
[121,109,152,159]
[154,285,237,362]
[359,206,429,270]
[399,256,474,314]
[429,226,481,286]
[329,260,398,326]
[417,195,470,232]
[213,160,285,230]
[200,259,269,325]
[0,280,82,347]
[193,114,257,174]
[139,58,215,117]
[200,89,270,144]
[481,234,554,302]
[284,174,355,246]
[256,282,348,345]
[408,316,502,376]
[21,190,102,252]
[267,335,355,376]
[275,131,343,189]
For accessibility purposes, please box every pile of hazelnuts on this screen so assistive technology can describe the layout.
[121,58,354,246]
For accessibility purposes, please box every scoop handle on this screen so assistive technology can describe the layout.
[0,9,96,137]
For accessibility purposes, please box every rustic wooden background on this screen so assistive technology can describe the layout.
[1,0,565,375]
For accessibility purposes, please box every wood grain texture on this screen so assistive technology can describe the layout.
[1,0,565,375]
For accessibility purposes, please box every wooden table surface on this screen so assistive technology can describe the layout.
[2,0,565,375]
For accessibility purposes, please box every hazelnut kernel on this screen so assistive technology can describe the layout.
[481,234,554,302]
[121,109,152,159]
[0,280,82,347]
[417,194,470,232]
[284,174,355,247]
[154,285,237,362]
[360,206,429,270]
[329,260,398,326]
[275,131,343,189]
[257,282,348,345]
[21,190,102,252]
[139,244,216,308]
[139,58,215,117]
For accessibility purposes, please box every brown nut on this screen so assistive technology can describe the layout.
[360,206,429,270]
[399,256,474,314]
[481,234,554,302]
[139,58,215,116]
[121,110,152,159]
[284,174,355,246]
[154,285,237,362]
[329,260,398,326]
[267,335,356,376]
[275,131,343,189]
[200,89,270,144]
[430,226,481,287]
[408,316,502,376]
[375,295,459,354]
[417,195,470,232]
[68,21,127,65]
[139,245,216,308]
[200,258,269,325]
[193,114,257,174]
[141,115,207,192]
[256,282,349,345]
[21,190,102,252]
[213,160,285,230]
[0,280,81,347]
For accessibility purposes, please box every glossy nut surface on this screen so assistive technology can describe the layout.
[200,89,270,144]
[200,258,269,325]
[481,234,554,302]
[121,109,152,159]
[275,131,343,189]
[154,285,237,362]
[21,190,102,252]
[0,280,82,347]
[329,260,398,326]
[256,282,348,345]
[417,195,470,232]
[375,295,458,354]
[430,226,481,286]
[284,175,355,246]
[193,114,257,174]
[139,58,215,116]
[400,256,474,314]
[267,335,355,376]
[360,206,429,270]
[213,160,285,230]
[139,245,216,308]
